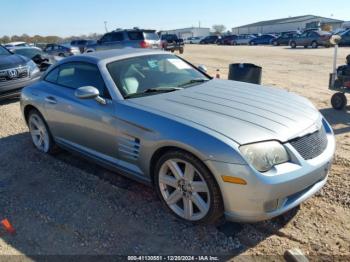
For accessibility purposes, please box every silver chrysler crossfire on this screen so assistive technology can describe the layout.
[20,49,335,224]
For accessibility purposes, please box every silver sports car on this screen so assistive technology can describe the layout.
[20,49,335,224]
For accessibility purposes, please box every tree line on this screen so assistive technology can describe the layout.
[0,33,102,44]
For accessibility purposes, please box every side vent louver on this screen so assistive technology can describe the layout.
[118,134,140,160]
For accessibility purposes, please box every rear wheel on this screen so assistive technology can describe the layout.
[311,41,318,49]
[331,92,347,110]
[272,40,278,46]
[154,150,223,224]
[290,41,297,48]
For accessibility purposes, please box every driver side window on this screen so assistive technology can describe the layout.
[45,63,111,98]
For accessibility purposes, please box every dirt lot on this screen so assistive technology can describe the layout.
[0,45,350,260]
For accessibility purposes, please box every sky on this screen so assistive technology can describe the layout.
[0,0,348,37]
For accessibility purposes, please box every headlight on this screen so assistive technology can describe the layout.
[26,60,40,75]
[240,141,289,172]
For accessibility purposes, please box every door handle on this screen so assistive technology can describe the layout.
[45,96,57,104]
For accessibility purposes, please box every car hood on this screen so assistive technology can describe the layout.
[129,79,322,145]
[0,54,28,70]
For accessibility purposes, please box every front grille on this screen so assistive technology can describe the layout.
[290,127,328,160]
[0,66,29,82]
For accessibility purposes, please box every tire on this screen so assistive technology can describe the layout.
[331,92,347,110]
[273,41,278,46]
[290,42,297,48]
[304,45,308,49]
[249,41,255,46]
[27,109,58,154]
[154,150,223,224]
[311,41,318,49]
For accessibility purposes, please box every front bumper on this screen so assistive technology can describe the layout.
[205,122,335,222]
[0,74,41,99]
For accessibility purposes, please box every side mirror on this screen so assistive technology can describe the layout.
[198,65,208,73]
[75,86,106,104]
[330,35,342,45]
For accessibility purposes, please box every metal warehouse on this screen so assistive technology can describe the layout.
[232,15,344,34]
[160,27,210,39]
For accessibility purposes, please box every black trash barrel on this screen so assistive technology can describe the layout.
[228,63,262,84]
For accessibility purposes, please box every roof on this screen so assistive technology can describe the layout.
[5,41,27,46]
[162,27,210,32]
[233,15,344,28]
[57,48,167,65]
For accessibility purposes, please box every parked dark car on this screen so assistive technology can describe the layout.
[9,47,54,72]
[290,30,332,48]
[249,34,277,45]
[44,44,80,57]
[85,28,161,52]
[338,29,350,46]
[0,45,41,99]
[217,35,237,45]
[70,39,96,53]
[272,31,301,46]
[160,34,184,54]
[200,35,220,44]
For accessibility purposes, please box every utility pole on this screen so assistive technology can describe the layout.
[104,21,108,33]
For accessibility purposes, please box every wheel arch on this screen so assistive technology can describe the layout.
[23,104,40,124]
[149,145,206,185]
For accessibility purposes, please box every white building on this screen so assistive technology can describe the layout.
[160,27,210,39]
[232,15,344,35]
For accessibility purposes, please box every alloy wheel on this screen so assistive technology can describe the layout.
[29,114,50,153]
[158,159,210,221]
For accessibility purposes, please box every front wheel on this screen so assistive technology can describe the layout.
[331,92,347,110]
[290,41,297,48]
[28,110,57,154]
[155,150,223,224]
[311,41,318,49]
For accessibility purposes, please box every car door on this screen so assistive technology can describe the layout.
[341,30,350,46]
[42,62,118,159]
[107,32,124,49]
[98,33,113,51]
[297,32,308,46]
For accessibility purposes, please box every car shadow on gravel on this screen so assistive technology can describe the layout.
[0,132,297,257]
[0,97,20,106]
[320,107,350,135]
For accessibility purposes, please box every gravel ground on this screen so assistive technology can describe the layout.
[0,46,349,260]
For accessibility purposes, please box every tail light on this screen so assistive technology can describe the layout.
[140,40,150,48]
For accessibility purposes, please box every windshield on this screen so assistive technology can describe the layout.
[0,45,11,55]
[107,54,209,98]
[13,48,42,58]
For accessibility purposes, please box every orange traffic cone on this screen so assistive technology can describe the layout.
[1,219,15,234]
[216,69,220,79]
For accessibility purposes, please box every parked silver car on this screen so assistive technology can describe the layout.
[44,44,80,57]
[20,49,335,224]
[85,29,161,53]
[232,35,256,45]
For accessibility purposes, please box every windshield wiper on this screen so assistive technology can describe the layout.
[178,79,209,87]
[125,87,183,99]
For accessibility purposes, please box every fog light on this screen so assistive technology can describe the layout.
[264,199,279,212]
